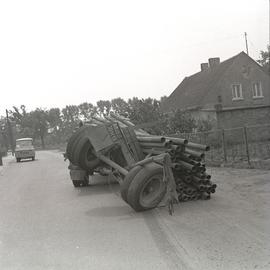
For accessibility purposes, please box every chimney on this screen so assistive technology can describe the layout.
[208,57,220,69]
[200,63,209,71]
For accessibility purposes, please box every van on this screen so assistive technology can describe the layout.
[15,138,35,162]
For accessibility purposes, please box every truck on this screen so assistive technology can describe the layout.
[65,113,216,213]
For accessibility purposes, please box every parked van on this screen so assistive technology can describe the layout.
[15,138,35,162]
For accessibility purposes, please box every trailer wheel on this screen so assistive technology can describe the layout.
[127,162,166,212]
[78,140,100,171]
[66,126,89,160]
[16,158,20,162]
[120,165,142,203]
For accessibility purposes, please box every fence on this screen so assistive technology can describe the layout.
[169,124,270,166]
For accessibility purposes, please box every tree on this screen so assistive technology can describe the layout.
[257,45,270,74]
[47,108,62,131]
[127,97,167,134]
[29,109,49,149]
[96,100,111,116]
[167,109,196,134]
[111,98,129,117]
[78,102,96,120]
[8,105,35,138]
[62,105,80,123]
[9,105,26,125]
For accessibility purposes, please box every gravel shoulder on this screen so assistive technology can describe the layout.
[155,167,270,270]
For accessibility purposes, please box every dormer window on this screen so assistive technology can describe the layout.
[232,84,243,100]
[252,82,263,98]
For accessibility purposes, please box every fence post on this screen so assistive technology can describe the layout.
[243,126,251,166]
[221,129,227,162]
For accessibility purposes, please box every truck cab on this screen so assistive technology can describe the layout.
[15,138,35,162]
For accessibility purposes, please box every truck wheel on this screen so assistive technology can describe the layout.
[16,158,20,162]
[120,166,142,203]
[127,162,166,212]
[32,157,35,161]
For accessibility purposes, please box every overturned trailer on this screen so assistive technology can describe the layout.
[65,113,216,213]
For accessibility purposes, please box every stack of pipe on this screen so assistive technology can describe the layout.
[137,135,217,202]
[82,113,217,202]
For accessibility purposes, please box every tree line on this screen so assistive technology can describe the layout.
[2,97,211,149]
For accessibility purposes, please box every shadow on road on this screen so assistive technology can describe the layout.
[85,205,131,218]
[76,182,119,196]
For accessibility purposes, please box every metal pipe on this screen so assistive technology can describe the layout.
[137,136,166,143]
[186,142,210,151]
[184,148,205,159]
[177,153,201,167]
[183,175,192,183]
[97,154,128,176]
[110,113,136,128]
[131,153,168,168]
[139,142,170,149]
[192,176,204,185]
[166,137,188,145]
[142,149,165,155]
[173,161,197,172]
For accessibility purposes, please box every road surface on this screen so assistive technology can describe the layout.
[0,151,270,270]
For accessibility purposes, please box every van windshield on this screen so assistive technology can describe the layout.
[16,140,33,148]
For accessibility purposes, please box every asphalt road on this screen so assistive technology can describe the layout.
[0,151,270,270]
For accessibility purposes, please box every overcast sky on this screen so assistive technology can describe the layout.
[0,0,269,116]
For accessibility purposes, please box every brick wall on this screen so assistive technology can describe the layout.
[216,105,270,129]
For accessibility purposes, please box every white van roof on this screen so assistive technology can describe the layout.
[16,138,33,142]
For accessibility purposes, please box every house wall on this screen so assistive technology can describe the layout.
[216,54,270,108]
[216,106,270,129]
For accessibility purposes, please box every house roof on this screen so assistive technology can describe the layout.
[162,51,265,112]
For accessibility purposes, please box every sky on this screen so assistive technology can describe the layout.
[0,0,269,116]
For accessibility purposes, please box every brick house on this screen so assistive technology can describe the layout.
[162,51,270,130]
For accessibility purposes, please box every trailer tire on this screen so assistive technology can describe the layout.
[78,140,100,171]
[66,126,89,160]
[127,162,166,212]
[120,165,143,203]
[69,126,92,162]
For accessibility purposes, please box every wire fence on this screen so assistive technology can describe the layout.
[169,124,270,166]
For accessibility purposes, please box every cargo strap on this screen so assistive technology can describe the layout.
[162,154,178,215]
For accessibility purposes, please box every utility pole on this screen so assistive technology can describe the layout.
[6,109,15,155]
[244,32,249,55]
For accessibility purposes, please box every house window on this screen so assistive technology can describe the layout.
[252,82,263,98]
[232,84,243,100]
